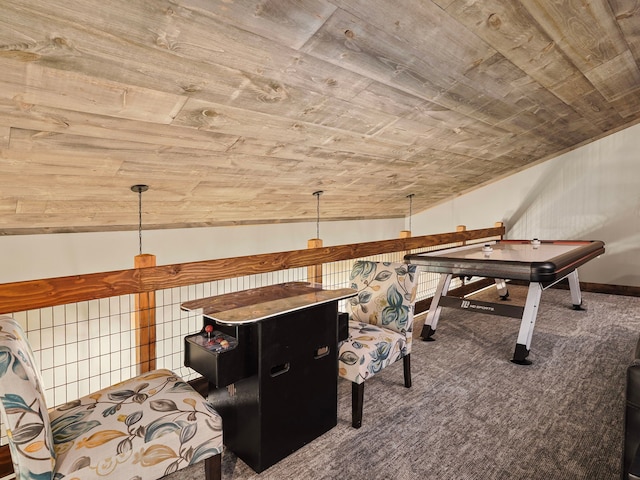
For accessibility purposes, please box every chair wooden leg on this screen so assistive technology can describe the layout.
[403,354,412,388]
[205,453,222,480]
[352,382,364,429]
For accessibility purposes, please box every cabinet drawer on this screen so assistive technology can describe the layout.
[184,329,248,388]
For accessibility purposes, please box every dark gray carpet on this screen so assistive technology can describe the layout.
[172,289,640,480]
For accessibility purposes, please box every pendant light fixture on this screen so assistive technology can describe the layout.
[313,190,323,239]
[406,193,414,232]
[131,184,149,255]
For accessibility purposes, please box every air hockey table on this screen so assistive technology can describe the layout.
[405,239,605,364]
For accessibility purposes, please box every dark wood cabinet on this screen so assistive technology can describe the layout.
[182,283,355,473]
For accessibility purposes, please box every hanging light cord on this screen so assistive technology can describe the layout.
[316,194,320,239]
[407,193,414,232]
[138,190,143,255]
[131,184,149,256]
[313,190,323,239]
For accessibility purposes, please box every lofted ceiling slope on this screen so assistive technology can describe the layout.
[1,0,640,234]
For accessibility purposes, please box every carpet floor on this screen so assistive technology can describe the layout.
[172,288,640,480]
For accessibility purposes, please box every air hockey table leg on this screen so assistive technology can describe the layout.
[567,269,585,310]
[494,278,509,300]
[421,273,452,341]
[512,281,543,365]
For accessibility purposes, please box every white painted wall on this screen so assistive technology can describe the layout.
[2,123,639,287]
[412,122,640,287]
[0,218,405,284]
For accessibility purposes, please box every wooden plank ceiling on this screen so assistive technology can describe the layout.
[1,0,639,234]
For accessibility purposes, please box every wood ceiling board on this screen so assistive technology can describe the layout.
[610,0,640,61]
[0,0,638,233]
[523,0,628,71]
[0,96,242,152]
[172,98,410,156]
[444,0,577,88]
[300,9,457,103]
[180,0,337,49]
[0,127,10,149]
[585,51,640,102]
[0,149,123,178]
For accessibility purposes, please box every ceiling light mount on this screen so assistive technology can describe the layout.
[131,184,149,194]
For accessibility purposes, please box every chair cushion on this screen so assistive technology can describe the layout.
[338,320,407,384]
[49,369,223,479]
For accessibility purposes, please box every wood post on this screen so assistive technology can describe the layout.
[134,253,156,373]
[307,238,323,285]
[456,225,467,245]
[400,230,411,260]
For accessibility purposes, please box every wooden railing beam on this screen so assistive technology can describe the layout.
[0,226,504,314]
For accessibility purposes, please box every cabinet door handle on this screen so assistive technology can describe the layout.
[314,345,330,359]
[270,362,290,377]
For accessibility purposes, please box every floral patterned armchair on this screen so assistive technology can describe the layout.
[338,261,419,428]
[0,315,224,480]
